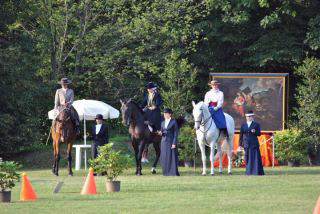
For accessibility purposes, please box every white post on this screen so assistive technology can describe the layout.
[75,146,81,170]
[84,114,87,170]
[272,135,275,168]
[194,137,197,173]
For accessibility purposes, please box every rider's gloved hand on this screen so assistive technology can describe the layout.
[214,107,218,111]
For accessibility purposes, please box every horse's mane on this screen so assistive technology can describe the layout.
[175,116,185,129]
[128,100,144,114]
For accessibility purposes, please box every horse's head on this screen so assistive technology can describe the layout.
[120,99,132,126]
[192,101,204,130]
[55,107,72,129]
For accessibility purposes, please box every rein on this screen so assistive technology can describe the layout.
[195,111,213,134]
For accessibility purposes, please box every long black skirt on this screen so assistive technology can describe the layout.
[245,147,265,176]
[160,141,180,176]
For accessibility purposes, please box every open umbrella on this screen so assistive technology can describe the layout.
[48,99,119,143]
[48,99,120,169]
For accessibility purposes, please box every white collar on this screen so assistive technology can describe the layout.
[164,118,171,128]
[211,88,219,93]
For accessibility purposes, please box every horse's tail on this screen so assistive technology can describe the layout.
[176,116,185,129]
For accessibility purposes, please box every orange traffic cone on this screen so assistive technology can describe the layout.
[313,196,320,214]
[80,167,97,195]
[20,172,37,201]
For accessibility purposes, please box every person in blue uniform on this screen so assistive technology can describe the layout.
[91,114,109,159]
[141,82,163,130]
[141,82,163,163]
[239,110,264,175]
[160,108,180,176]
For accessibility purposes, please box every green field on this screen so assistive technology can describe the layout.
[1,166,319,214]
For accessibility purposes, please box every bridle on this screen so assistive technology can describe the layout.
[122,102,144,126]
[194,108,213,134]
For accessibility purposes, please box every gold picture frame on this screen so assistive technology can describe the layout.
[209,73,289,133]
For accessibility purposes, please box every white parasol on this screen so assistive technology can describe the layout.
[48,99,120,169]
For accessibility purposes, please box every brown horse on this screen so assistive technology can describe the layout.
[51,107,76,176]
[120,99,161,175]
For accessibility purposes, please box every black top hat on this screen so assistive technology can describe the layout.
[245,110,254,116]
[58,77,71,85]
[163,108,173,114]
[146,82,156,89]
[95,114,104,120]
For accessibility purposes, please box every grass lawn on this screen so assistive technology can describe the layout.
[2,136,320,213]
[1,166,319,214]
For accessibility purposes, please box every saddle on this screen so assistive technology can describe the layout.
[144,121,156,133]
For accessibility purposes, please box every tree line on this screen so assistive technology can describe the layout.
[1,0,320,158]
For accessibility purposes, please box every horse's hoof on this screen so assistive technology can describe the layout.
[151,170,156,174]
[228,172,232,176]
[54,173,59,176]
[219,172,222,176]
[68,173,73,176]
[211,174,214,176]
[202,173,206,176]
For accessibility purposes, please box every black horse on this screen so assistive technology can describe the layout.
[120,99,161,175]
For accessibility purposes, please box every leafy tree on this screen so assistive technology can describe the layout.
[294,57,320,165]
[159,50,197,116]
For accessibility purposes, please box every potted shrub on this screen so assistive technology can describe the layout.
[0,161,22,202]
[178,126,196,167]
[274,128,307,166]
[89,143,131,192]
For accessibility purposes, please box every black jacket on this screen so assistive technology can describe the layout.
[91,124,108,146]
[239,121,261,149]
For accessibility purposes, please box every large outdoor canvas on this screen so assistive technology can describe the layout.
[209,73,288,132]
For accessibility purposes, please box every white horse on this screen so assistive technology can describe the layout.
[192,101,235,176]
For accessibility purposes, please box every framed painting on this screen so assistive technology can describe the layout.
[209,73,289,132]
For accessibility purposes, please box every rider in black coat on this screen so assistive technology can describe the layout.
[141,82,163,131]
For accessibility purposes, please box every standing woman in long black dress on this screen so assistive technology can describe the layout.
[160,108,180,176]
[239,110,264,175]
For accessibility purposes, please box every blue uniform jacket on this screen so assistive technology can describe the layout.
[239,121,261,149]
[141,92,163,109]
[161,119,178,145]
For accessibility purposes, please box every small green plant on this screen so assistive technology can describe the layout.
[0,161,22,192]
[178,126,196,161]
[274,128,307,162]
[89,143,132,181]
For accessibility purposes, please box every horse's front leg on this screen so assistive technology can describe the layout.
[210,143,215,176]
[132,139,139,175]
[137,141,146,176]
[198,141,206,176]
[52,140,60,176]
[52,151,57,175]
[67,143,73,176]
